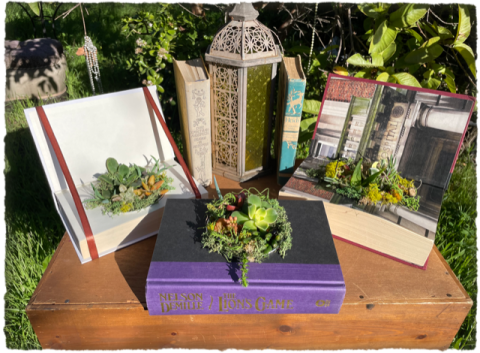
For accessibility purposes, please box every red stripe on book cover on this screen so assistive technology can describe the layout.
[332,234,429,270]
[142,87,201,199]
[35,106,99,260]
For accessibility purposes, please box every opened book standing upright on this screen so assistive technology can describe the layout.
[25,86,208,263]
[280,74,475,269]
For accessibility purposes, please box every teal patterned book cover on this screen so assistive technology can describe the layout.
[276,56,306,186]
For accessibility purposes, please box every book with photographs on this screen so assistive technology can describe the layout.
[279,74,475,269]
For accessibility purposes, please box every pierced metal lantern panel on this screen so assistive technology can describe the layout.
[206,2,282,182]
[211,64,239,173]
[210,20,277,62]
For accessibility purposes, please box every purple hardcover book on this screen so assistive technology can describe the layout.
[146,199,345,315]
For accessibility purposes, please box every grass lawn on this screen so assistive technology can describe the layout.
[4,2,477,350]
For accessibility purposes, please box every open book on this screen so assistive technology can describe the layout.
[280,74,475,268]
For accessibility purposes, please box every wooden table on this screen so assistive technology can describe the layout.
[26,172,472,350]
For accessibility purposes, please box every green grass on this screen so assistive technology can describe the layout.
[436,147,477,350]
[3,2,477,350]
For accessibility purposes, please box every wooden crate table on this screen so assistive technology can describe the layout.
[26,172,472,350]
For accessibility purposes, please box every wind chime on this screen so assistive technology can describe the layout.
[79,4,103,94]
[57,3,103,95]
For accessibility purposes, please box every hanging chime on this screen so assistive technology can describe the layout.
[84,36,103,95]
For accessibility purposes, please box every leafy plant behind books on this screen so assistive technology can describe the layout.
[342,4,475,92]
[84,156,175,215]
[203,189,292,287]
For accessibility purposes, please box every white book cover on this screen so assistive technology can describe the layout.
[25,86,208,263]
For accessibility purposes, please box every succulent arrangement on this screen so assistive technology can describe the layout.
[84,156,174,215]
[202,188,292,287]
[307,156,421,211]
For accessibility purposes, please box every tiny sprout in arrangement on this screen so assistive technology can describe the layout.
[84,156,175,215]
[307,156,421,211]
[202,189,292,287]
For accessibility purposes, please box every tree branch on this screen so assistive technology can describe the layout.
[416,22,428,41]
[450,48,477,89]
[177,3,202,18]
[428,8,456,26]
[348,7,355,55]
[334,5,344,64]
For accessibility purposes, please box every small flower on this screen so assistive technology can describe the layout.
[120,203,133,213]
[244,241,255,254]
[247,256,255,263]
[157,47,168,59]
[135,48,143,54]
[136,38,147,47]
[148,23,153,27]
[142,79,147,85]
[147,80,153,86]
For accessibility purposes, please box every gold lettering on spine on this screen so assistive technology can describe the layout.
[255,297,266,312]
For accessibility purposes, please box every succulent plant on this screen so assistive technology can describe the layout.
[231,194,278,232]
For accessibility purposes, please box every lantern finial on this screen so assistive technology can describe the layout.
[230,2,259,21]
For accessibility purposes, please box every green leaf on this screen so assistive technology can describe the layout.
[231,210,248,223]
[302,100,322,115]
[106,158,119,174]
[118,164,130,179]
[405,37,443,64]
[248,205,257,220]
[298,130,314,144]
[391,73,421,87]
[28,2,41,16]
[381,42,396,63]
[347,53,384,68]
[453,43,476,79]
[361,169,384,187]
[369,20,397,54]
[390,4,428,28]
[405,28,424,44]
[264,208,278,224]
[437,26,454,41]
[255,220,270,232]
[261,200,271,209]
[247,194,262,208]
[421,78,441,90]
[300,117,317,133]
[255,208,267,222]
[454,5,471,44]
[243,220,257,231]
[357,3,390,19]
[354,69,372,78]
[377,72,390,82]
[98,174,114,186]
[351,158,363,186]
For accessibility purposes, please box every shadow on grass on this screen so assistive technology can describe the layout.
[4,128,64,241]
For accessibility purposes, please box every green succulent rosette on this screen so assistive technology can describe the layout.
[84,156,175,215]
[202,188,292,287]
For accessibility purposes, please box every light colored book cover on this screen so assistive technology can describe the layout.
[276,56,306,186]
[173,58,212,187]
[280,74,475,268]
[25,86,208,263]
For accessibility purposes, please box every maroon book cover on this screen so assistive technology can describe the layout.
[282,74,475,269]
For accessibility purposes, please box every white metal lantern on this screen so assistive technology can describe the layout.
[205,2,282,182]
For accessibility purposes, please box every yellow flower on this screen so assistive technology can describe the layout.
[120,203,133,213]
[325,161,346,178]
[383,192,399,205]
[367,184,382,204]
